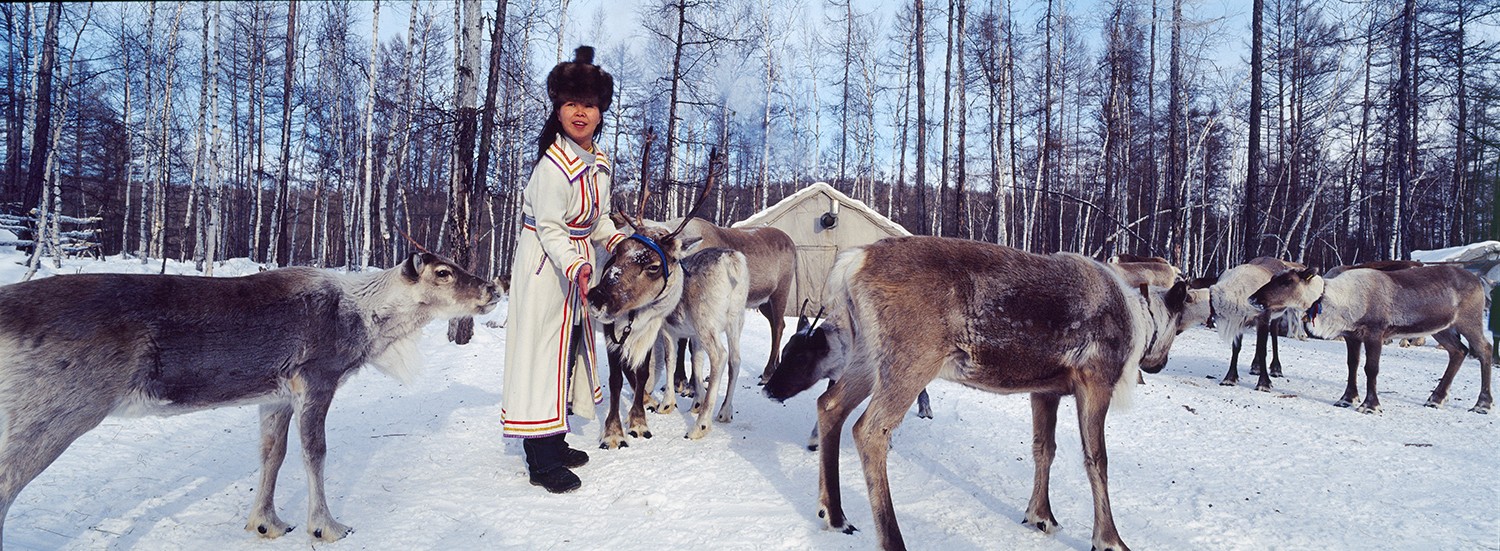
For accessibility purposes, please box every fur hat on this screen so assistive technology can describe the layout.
[547,46,614,112]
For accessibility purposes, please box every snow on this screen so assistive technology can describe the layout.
[2,252,1497,550]
[1411,241,1500,265]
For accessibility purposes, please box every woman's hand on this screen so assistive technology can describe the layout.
[575,263,592,308]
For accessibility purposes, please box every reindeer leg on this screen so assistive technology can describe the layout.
[1269,326,1285,377]
[638,337,662,413]
[0,393,111,545]
[688,335,726,439]
[295,383,353,542]
[626,361,653,439]
[1356,339,1383,414]
[1024,393,1062,534]
[1453,324,1493,413]
[652,336,676,414]
[1076,382,1129,551]
[816,370,875,534]
[600,345,630,449]
[716,312,745,424]
[1252,321,1273,392]
[758,302,784,385]
[853,373,929,551]
[915,389,933,419]
[1334,338,1361,408]
[1220,334,1242,386]
[246,402,296,538]
[1425,329,1466,409]
[675,338,695,398]
[1469,327,1494,414]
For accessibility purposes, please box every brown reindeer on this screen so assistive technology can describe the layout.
[1322,259,1423,279]
[1249,265,1492,413]
[764,236,1191,551]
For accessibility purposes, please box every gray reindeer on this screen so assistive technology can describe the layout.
[1250,264,1492,413]
[0,253,498,545]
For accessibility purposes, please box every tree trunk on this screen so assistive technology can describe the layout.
[1166,0,1183,262]
[446,0,482,345]
[474,0,508,277]
[358,0,380,269]
[954,0,967,238]
[21,2,58,220]
[1242,0,1264,261]
[913,0,927,235]
[204,3,223,276]
[272,0,297,266]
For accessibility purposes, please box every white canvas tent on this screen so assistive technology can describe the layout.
[733,182,910,317]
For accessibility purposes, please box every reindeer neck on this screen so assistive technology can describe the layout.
[346,268,431,349]
[1303,276,1358,337]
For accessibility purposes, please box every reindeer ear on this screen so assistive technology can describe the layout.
[1138,283,1150,300]
[1189,275,1217,289]
[1298,267,1319,281]
[403,252,424,281]
[610,211,632,231]
[1166,280,1189,312]
[796,315,810,332]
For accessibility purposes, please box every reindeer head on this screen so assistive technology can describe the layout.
[586,224,699,323]
[764,307,842,402]
[1248,267,1322,316]
[590,143,719,324]
[1138,280,1191,374]
[400,252,501,317]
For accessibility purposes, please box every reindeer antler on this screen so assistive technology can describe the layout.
[634,127,657,229]
[665,147,720,240]
[397,226,433,255]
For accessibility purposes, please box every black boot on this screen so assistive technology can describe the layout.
[524,434,581,493]
[529,466,581,493]
[561,445,589,469]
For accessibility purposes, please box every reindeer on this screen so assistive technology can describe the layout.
[0,253,498,544]
[764,236,1191,551]
[1249,265,1492,413]
[1209,257,1305,390]
[588,150,749,445]
[1107,255,1180,289]
[610,214,796,392]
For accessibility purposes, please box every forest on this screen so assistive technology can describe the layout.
[0,0,1495,282]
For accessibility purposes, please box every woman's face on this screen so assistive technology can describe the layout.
[559,101,601,148]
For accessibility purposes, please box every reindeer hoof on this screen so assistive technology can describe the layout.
[1470,404,1490,414]
[1219,378,1237,387]
[1333,399,1353,408]
[1023,516,1060,534]
[628,429,653,439]
[1355,404,1381,414]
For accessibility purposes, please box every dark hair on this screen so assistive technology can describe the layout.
[534,105,607,161]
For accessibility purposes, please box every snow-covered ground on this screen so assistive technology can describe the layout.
[1,252,1496,550]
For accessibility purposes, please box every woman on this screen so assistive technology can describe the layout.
[502,46,628,494]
